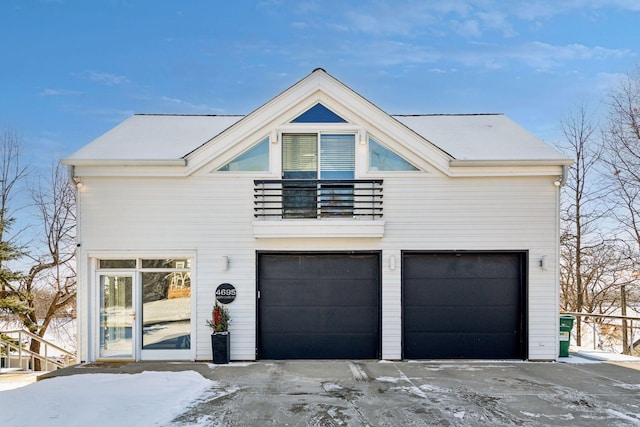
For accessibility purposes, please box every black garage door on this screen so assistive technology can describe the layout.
[258,252,380,359]
[403,252,526,359]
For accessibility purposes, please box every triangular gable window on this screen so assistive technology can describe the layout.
[369,137,419,171]
[291,103,347,123]
[218,137,269,171]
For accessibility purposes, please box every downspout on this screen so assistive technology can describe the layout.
[554,164,567,360]
[67,165,76,186]
[67,164,85,362]
[557,165,568,187]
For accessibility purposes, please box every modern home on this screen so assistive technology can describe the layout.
[63,68,571,363]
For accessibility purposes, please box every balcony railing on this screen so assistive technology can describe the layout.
[254,179,383,220]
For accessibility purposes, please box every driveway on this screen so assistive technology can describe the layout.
[165,359,640,426]
[37,358,640,426]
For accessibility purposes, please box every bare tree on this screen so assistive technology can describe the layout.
[19,163,76,367]
[0,129,76,368]
[604,67,640,260]
[558,102,618,345]
[602,67,640,354]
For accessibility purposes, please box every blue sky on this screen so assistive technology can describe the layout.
[1,0,639,168]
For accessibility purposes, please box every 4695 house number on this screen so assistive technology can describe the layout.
[215,283,236,304]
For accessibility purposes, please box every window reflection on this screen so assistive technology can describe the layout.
[99,259,136,269]
[141,258,190,269]
[141,271,191,350]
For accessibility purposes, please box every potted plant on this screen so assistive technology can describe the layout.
[207,301,231,364]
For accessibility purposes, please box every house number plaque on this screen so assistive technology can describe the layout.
[215,283,236,304]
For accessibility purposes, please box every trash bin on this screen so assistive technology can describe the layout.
[559,314,575,357]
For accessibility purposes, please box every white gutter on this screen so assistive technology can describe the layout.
[61,159,187,167]
[450,159,574,167]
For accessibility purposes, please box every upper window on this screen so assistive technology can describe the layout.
[218,137,269,171]
[98,259,136,269]
[369,137,418,171]
[291,103,347,123]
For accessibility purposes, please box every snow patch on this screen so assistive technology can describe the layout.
[614,383,640,391]
[322,382,343,392]
[376,376,404,384]
[1,371,217,427]
[606,408,640,423]
[0,381,30,391]
[422,363,517,371]
[392,385,428,399]
[419,383,448,393]
[521,411,575,421]
[453,411,466,419]
[206,362,256,368]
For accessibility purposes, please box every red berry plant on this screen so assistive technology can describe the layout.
[207,301,230,333]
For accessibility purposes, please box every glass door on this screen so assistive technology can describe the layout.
[282,133,318,218]
[282,133,355,218]
[319,134,355,217]
[99,274,135,359]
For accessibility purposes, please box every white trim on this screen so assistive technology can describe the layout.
[184,71,455,176]
[62,159,186,167]
[95,270,136,360]
[89,252,197,362]
[450,159,574,167]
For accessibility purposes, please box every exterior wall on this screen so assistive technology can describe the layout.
[75,170,560,362]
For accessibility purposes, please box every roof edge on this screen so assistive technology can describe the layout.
[61,159,187,167]
[450,159,573,167]
[392,113,504,117]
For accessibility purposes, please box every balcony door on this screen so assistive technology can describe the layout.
[282,133,355,218]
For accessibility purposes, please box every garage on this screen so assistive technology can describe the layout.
[403,251,527,359]
[258,252,380,359]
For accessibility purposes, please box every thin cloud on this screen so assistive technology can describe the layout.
[160,96,226,114]
[334,1,639,39]
[349,40,440,67]
[341,38,634,73]
[40,88,83,96]
[450,19,482,37]
[75,70,131,86]
[515,42,634,70]
[79,107,136,123]
[511,0,640,20]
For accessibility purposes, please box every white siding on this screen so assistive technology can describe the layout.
[76,171,560,361]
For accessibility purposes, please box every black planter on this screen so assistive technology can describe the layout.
[211,332,230,364]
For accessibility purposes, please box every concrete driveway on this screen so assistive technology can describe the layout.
[43,359,640,426]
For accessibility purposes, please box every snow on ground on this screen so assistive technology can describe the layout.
[0,371,220,427]
[569,345,640,363]
[1,350,639,426]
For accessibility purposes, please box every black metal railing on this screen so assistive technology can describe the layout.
[254,179,383,220]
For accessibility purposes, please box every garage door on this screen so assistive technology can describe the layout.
[258,252,380,359]
[403,252,526,359]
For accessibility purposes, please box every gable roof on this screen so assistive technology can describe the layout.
[65,114,242,165]
[395,114,568,162]
[63,69,570,169]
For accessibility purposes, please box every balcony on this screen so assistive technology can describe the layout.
[254,179,383,219]
[252,179,384,238]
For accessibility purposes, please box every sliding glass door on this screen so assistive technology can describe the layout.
[97,258,192,361]
[282,133,355,218]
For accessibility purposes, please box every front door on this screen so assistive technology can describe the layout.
[97,259,193,361]
[99,273,135,359]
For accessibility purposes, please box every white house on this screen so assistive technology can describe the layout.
[63,68,571,363]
